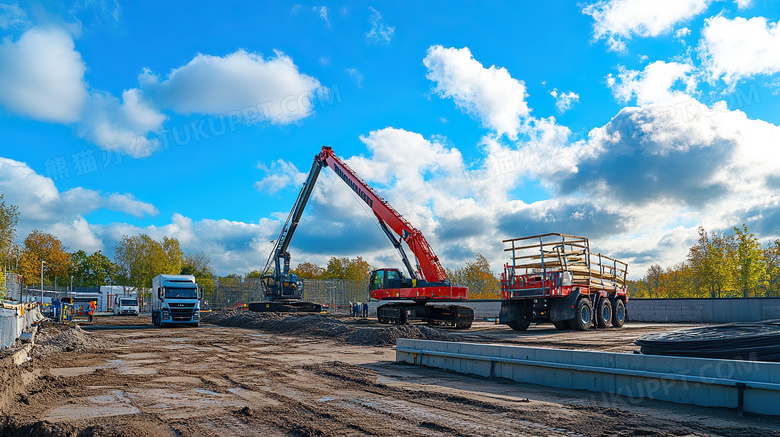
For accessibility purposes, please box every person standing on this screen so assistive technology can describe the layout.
[362,302,368,318]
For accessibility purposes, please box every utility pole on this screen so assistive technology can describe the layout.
[40,260,46,307]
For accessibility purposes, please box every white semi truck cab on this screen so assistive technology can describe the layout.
[152,274,203,327]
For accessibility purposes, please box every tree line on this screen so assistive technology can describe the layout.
[630,225,780,298]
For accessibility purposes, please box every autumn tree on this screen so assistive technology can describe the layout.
[323,256,371,283]
[763,240,780,297]
[446,254,500,299]
[18,230,72,286]
[292,262,325,279]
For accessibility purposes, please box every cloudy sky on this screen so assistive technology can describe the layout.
[1,1,779,279]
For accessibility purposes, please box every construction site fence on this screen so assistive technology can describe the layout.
[0,302,43,350]
[209,277,370,311]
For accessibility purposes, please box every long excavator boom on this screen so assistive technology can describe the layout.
[261,146,472,328]
[316,147,448,283]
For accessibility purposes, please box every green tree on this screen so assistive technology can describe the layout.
[0,194,19,269]
[246,270,264,279]
[687,227,737,298]
[180,251,215,299]
[162,236,183,275]
[114,234,182,289]
[71,250,116,287]
[733,224,766,297]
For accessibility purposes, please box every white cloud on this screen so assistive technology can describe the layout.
[674,27,691,42]
[80,88,166,157]
[0,157,158,251]
[0,22,325,157]
[734,0,753,9]
[139,50,323,124]
[0,3,29,30]
[313,6,328,24]
[582,0,712,51]
[254,160,307,195]
[346,68,364,87]
[366,7,394,44]
[550,89,580,113]
[607,60,696,105]
[700,16,780,84]
[0,27,87,123]
[91,212,280,275]
[424,46,530,139]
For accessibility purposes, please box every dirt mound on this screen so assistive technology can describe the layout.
[345,324,458,346]
[33,321,113,356]
[202,311,459,346]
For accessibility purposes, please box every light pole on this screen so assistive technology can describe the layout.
[40,260,46,307]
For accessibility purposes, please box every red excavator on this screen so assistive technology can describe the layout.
[254,146,473,328]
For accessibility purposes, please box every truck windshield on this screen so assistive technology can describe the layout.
[164,288,197,299]
[121,299,138,306]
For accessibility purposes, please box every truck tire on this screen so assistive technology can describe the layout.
[507,319,530,331]
[568,298,592,331]
[612,300,626,328]
[553,320,569,330]
[596,298,612,328]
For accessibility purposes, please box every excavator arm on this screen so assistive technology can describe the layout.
[315,147,449,283]
[262,146,470,329]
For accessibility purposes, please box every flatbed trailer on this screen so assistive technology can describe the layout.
[499,233,628,331]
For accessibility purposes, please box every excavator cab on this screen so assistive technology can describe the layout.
[369,268,408,291]
[262,273,303,300]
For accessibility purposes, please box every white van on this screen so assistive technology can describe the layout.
[113,295,140,316]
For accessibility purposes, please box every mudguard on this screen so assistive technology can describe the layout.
[549,288,582,322]
[499,299,529,324]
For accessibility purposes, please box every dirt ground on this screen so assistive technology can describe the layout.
[2,314,779,436]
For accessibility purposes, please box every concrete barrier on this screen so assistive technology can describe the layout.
[629,298,780,323]
[397,339,780,416]
[370,298,780,323]
[0,302,44,350]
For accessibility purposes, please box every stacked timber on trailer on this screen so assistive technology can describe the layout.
[503,233,627,293]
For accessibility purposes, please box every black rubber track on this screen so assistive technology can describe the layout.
[635,319,780,362]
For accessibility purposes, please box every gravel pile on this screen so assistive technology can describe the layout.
[32,321,112,356]
[202,311,459,346]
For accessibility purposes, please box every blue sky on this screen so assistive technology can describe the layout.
[1,0,779,278]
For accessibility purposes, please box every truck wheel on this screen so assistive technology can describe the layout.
[507,319,530,331]
[552,320,569,330]
[596,298,612,328]
[568,298,592,331]
[612,300,626,328]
